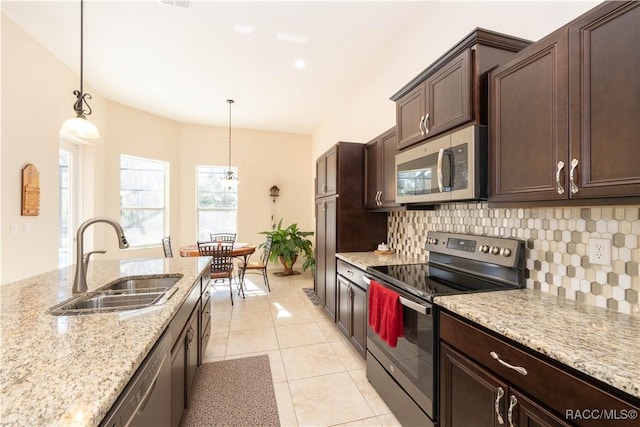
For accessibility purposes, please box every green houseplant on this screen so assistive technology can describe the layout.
[260,219,315,275]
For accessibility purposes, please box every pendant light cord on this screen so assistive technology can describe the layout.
[227,99,234,172]
[80,0,84,96]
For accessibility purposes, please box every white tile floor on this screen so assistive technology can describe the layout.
[202,269,402,427]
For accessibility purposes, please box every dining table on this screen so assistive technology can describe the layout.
[179,242,257,298]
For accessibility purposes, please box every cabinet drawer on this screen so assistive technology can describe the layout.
[336,260,366,290]
[440,311,638,425]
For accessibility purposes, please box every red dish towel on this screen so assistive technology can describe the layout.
[368,280,404,347]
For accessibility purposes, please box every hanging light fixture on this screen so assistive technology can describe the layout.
[60,0,100,139]
[221,99,238,189]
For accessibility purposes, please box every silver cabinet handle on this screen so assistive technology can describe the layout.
[495,387,505,424]
[570,158,579,194]
[424,113,430,135]
[507,395,517,427]
[555,160,565,195]
[419,115,425,136]
[437,148,445,192]
[490,351,528,376]
[376,190,382,206]
[322,201,326,212]
[322,183,327,194]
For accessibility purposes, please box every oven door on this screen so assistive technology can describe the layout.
[364,276,436,420]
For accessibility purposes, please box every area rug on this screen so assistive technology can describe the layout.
[302,287,322,306]
[181,355,280,427]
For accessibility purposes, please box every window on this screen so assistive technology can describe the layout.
[120,155,168,247]
[59,141,81,268]
[197,165,237,241]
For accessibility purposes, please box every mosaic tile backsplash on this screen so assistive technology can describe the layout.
[388,203,640,317]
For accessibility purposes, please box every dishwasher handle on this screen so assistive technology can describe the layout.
[363,276,431,315]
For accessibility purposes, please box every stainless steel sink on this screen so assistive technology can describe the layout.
[101,275,182,291]
[49,275,182,316]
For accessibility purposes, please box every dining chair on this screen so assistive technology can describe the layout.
[210,233,236,244]
[198,242,235,305]
[162,236,174,258]
[237,235,272,293]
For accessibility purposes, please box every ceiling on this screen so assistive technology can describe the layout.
[2,0,423,134]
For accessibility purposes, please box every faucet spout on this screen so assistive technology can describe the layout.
[72,217,130,294]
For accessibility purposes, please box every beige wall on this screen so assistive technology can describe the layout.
[1,13,313,284]
[1,14,107,284]
[311,1,601,163]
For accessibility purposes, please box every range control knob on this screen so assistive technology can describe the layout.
[480,244,490,253]
[500,248,512,257]
[490,246,500,255]
[432,238,438,245]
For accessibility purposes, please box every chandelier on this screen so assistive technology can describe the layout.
[221,99,238,190]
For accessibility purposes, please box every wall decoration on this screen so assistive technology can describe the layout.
[269,185,280,230]
[21,164,40,216]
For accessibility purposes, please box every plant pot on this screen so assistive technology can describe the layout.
[279,255,298,276]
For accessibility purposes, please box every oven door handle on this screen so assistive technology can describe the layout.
[363,276,430,315]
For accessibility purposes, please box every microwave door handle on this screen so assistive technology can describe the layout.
[437,148,445,192]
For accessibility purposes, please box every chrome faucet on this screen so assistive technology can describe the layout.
[72,217,129,293]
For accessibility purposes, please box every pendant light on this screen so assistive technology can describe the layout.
[221,99,238,190]
[60,0,100,139]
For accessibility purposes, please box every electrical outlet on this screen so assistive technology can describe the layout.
[588,237,611,266]
[10,224,17,236]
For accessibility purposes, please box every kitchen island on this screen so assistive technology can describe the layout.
[0,257,210,426]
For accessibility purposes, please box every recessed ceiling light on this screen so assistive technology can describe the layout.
[158,0,192,9]
[294,59,306,69]
[234,24,256,34]
[277,32,308,45]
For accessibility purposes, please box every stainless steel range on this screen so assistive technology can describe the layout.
[364,231,525,427]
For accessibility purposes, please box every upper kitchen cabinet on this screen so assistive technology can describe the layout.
[365,127,401,210]
[491,0,640,204]
[316,146,338,198]
[392,29,531,150]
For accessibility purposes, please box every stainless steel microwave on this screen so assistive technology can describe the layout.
[395,126,487,204]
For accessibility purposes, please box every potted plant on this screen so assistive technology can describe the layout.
[260,219,315,275]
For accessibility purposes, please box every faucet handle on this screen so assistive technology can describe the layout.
[83,250,107,270]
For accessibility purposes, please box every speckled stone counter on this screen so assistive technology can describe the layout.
[434,289,640,400]
[335,251,421,271]
[0,257,211,427]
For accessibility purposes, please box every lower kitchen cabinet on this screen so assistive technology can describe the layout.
[336,259,367,357]
[439,311,640,427]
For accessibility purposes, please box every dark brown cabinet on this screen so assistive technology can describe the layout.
[490,1,640,204]
[365,127,400,210]
[315,142,387,320]
[439,311,640,427]
[392,29,531,150]
[336,260,368,357]
[316,146,337,198]
[199,281,211,364]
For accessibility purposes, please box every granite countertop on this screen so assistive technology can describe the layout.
[336,251,422,271]
[0,257,211,427]
[434,289,640,401]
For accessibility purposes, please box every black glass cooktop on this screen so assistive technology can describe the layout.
[367,263,515,302]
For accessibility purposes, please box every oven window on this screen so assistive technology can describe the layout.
[368,302,434,399]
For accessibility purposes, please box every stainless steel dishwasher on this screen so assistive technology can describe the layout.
[100,330,171,427]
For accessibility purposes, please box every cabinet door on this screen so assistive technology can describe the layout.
[170,328,187,427]
[440,343,509,427]
[425,49,472,138]
[569,1,640,198]
[490,30,569,202]
[510,390,573,427]
[185,309,198,407]
[397,84,427,150]
[325,148,338,196]
[316,156,326,197]
[364,139,381,209]
[323,197,338,319]
[314,200,327,306]
[336,276,351,336]
[379,128,398,207]
[350,283,367,357]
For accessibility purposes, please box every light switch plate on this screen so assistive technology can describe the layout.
[588,237,611,266]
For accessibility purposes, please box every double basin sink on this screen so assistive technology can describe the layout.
[49,275,182,316]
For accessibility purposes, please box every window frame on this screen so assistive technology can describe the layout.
[119,154,169,249]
